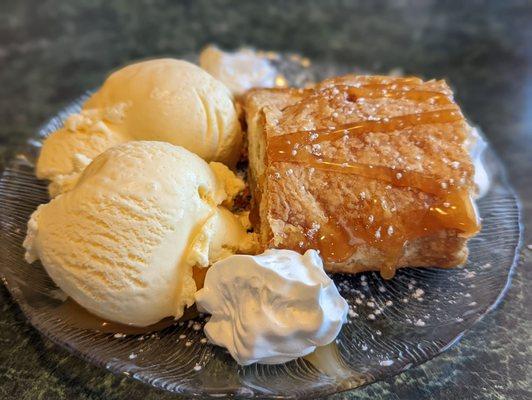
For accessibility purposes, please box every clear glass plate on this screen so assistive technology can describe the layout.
[0,55,522,398]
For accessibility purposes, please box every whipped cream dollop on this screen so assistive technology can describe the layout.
[195,249,348,365]
[469,127,490,199]
[199,45,278,96]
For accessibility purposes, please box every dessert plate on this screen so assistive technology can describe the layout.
[0,55,522,398]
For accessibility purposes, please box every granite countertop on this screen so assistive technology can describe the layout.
[0,1,530,399]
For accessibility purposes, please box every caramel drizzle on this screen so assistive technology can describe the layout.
[283,80,451,106]
[269,109,462,152]
[267,105,479,278]
[271,158,447,196]
[342,85,453,106]
[329,76,424,85]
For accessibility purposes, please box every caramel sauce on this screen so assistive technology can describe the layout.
[332,76,424,85]
[267,104,480,278]
[270,109,462,150]
[192,265,208,290]
[284,79,445,101]
[342,85,453,106]
[289,84,453,115]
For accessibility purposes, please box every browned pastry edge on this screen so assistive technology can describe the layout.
[244,75,478,277]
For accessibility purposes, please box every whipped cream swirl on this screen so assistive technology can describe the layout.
[195,249,348,365]
[199,45,278,96]
[469,127,490,199]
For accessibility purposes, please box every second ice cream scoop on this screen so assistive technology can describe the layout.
[37,59,242,196]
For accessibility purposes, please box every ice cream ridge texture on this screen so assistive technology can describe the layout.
[25,141,255,326]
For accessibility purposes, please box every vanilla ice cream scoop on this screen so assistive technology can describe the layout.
[25,141,255,327]
[195,249,348,365]
[37,58,242,196]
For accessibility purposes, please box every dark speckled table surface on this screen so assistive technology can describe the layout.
[0,1,531,399]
